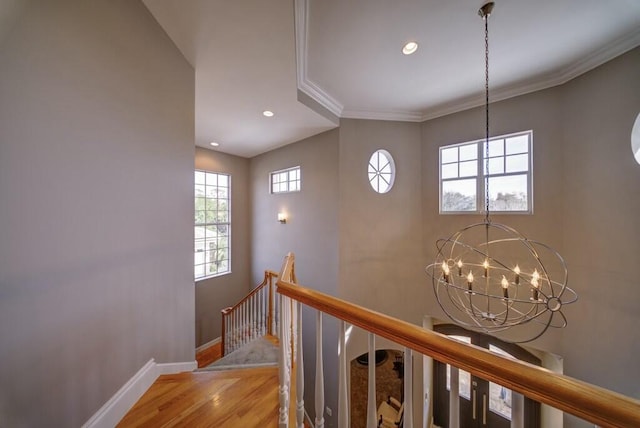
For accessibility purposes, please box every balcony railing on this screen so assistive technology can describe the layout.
[274,252,640,428]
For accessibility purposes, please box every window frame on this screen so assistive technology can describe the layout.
[368,149,396,194]
[270,166,301,194]
[195,170,231,281]
[439,130,533,215]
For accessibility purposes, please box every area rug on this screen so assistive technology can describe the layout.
[198,336,279,371]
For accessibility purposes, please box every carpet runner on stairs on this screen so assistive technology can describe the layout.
[197,336,279,371]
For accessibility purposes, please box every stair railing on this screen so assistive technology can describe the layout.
[275,252,640,428]
[221,269,278,356]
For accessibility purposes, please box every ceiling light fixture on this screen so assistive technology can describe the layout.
[263,110,274,117]
[402,41,418,55]
[210,142,220,147]
[426,2,577,343]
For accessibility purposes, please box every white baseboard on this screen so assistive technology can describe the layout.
[82,358,197,428]
[196,336,221,353]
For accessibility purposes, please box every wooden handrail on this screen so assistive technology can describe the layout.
[276,278,640,428]
[221,270,279,355]
[228,270,278,313]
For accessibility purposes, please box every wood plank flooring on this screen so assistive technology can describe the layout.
[117,367,282,427]
[119,336,306,427]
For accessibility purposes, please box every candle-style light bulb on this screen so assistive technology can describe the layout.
[514,264,520,285]
[467,271,474,291]
[531,277,539,301]
[442,261,450,283]
[532,269,540,282]
[501,275,509,298]
[457,259,463,276]
[483,259,489,277]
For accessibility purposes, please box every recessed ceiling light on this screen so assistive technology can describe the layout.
[402,41,418,55]
[210,142,219,147]
[263,110,274,117]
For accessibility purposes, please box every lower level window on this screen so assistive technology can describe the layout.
[195,170,230,280]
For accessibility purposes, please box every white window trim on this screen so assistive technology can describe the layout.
[439,130,533,215]
[195,170,231,281]
[270,166,301,194]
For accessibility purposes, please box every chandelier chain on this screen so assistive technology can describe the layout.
[484,10,490,222]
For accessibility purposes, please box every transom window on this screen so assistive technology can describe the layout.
[439,130,532,213]
[270,166,301,193]
[195,171,230,280]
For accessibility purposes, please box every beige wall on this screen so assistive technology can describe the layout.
[194,147,251,346]
[250,128,340,426]
[560,47,640,403]
[338,119,425,324]
[0,1,194,426]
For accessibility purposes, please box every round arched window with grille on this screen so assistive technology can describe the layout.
[368,149,395,193]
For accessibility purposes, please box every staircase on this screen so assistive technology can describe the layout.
[118,254,640,427]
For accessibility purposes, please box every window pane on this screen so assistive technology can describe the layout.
[195,171,231,279]
[442,179,476,211]
[488,175,528,211]
[194,264,205,278]
[441,147,458,163]
[506,134,529,154]
[271,166,301,193]
[441,163,458,179]
[445,336,472,399]
[459,143,477,161]
[489,382,512,420]
[486,139,504,156]
[505,154,529,173]
[459,160,477,178]
[195,171,205,185]
[205,173,218,186]
[486,157,504,175]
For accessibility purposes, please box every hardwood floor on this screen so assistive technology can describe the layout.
[119,335,306,428]
[118,367,283,427]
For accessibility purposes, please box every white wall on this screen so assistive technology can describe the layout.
[194,147,251,346]
[0,1,195,426]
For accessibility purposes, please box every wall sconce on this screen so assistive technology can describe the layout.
[277,212,287,224]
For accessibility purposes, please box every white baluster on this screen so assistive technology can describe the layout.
[278,294,290,427]
[315,311,325,428]
[244,301,248,345]
[338,321,349,428]
[296,301,304,428]
[273,283,278,337]
[291,299,297,362]
[251,294,256,340]
[258,288,263,336]
[449,366,460,428]
[404,348,413,428]
[367,333,376,428]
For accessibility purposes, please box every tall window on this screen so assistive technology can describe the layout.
[270,166,301,193]
[195,171,230,280]
[440,130,532,213]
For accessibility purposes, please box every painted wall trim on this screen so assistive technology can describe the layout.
[196,336,221,353]
[82,359,197,428]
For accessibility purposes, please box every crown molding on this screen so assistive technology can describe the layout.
[294,0,343,118]
[295,0,640,124]
[341,108,423,122]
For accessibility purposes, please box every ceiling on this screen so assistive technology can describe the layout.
[142,0,640,158]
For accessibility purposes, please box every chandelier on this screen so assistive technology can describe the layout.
[426,2,577,343]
